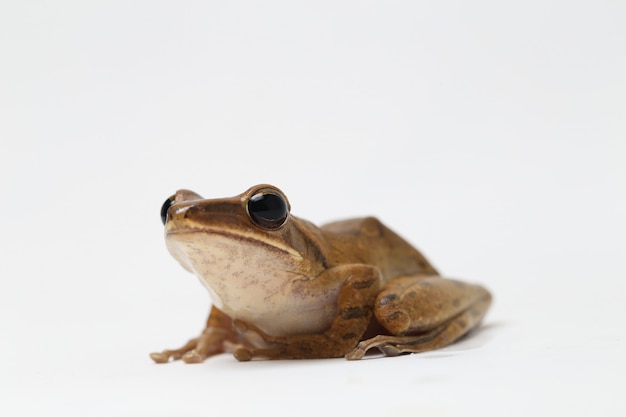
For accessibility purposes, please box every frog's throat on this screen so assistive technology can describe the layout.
[166,228,303,261]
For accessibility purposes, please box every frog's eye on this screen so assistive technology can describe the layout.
[160,195,175,225]
[247,190,290,229]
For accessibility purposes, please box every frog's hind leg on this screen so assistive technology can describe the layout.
[345,276,491,360]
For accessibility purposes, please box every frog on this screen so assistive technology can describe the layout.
[150,184,491,363]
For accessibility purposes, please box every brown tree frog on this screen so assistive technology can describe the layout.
[150,184,491,363]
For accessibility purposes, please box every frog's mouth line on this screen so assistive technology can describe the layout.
[166,228,303,261]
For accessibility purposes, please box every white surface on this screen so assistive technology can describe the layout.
[1,1,625,416]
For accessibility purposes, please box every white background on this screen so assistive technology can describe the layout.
[1,1,625,416]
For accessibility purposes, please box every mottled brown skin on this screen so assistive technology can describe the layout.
[150,184,491,363]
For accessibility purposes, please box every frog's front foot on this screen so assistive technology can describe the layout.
[150,335,231,364]
[150,327,235,364]
[150,338,200,363]
[151,306,241,364]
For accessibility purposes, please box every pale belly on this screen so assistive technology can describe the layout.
[167,232,342,336]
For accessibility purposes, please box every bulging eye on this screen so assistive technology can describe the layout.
[247,190,290,229]
[160,195,175,225]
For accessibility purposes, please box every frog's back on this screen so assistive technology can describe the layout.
[320,217,438,282]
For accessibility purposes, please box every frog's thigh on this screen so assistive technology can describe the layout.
[346,276,491,360]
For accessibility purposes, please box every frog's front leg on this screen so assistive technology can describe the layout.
[346,275,491,360]
[150,306,240,363]
[232,264,381,360]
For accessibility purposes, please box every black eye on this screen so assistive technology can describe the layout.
[247,190,289,229]
[160,195,175,225]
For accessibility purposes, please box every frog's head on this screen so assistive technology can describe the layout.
[160,184,328,321]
